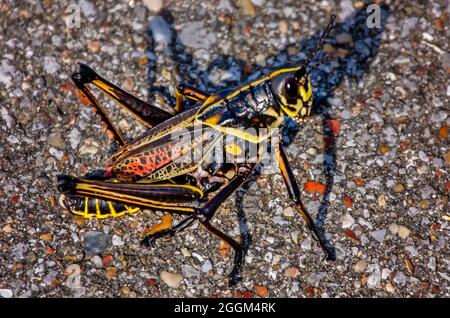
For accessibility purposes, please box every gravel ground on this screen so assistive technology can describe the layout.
[0,0,449,298]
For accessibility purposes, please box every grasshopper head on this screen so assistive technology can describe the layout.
[270,15,336,123]
[270,67,313,120]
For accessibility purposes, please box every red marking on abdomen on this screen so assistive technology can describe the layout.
[112,143,180,181]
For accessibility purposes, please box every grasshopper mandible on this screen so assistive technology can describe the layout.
[57,16,336,285]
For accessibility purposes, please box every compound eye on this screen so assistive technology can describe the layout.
[283,78,299,99]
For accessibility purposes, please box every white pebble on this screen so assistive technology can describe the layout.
[112,235,124,246]
[79,0,97,17]
[341,214,355,229]
[91,255,103,268]
[0,59,15,88]
[160,271,183,288]
[283,206,294,217]
[201,260,212,273]
[301,237,311,250]
[143,0,163,12]
[49,147,64,160]
[0,289,13,298]
[43,56,60,75]
[370,229,386,243]
[68,128,81,149]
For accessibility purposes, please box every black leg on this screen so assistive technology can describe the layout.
[194,164,257,285]
[71,68,126,146]
[276,143,335,260]
[200,221,244,286]
[71,63,176,146]
[197,165,256,221]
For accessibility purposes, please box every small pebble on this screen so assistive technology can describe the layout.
[354,259,367,273]
[238,0,255,16]
[79,0,97,17]
[179,22,216,49]
[201,260,212,273]
[393,271,407,286]
[47,132,64,148]
[283,206,294,217]
[160,271,183,289]
[182,265,200,278]
[290,231,299,244]
[0,289,13,298]
[43,56,60,74]
[384,283,395,293]
[335,33,352,44]
[255,54,266,67]
[366,265,381,289]
[181,248,191,257]
[121,286,130,296]
[377,195,386,208]
[112,235,124,247]
[149,16,172,44]
[91,255,103,269]
[83,231,110,255]
[341,214,355,229]
[370,229,386,243]
[278,20,288,33]
[398,226,411,239]
[143,0,163,12]
[301,237,311,250]
[285,267,300,278]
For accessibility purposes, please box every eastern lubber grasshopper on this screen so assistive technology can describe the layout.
[57,16,337,286]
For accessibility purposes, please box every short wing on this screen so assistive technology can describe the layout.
[106,107,224,183]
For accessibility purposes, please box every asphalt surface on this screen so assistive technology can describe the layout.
[0,0,449,298]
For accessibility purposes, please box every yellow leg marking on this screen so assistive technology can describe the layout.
[113,207,127,218]
[83,197,96,218]
[75,182,204,207]
[175,89,187,113]
[108,201,118,218]
[95,199,109,219]
[72,209,85,217]
[76,190,196,213]
[83,197,88,217]
[125,205,140,215]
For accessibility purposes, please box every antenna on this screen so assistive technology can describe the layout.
[295,15,336,78]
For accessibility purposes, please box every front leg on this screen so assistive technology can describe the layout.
[276,143,335,260]
[175,84,210,112]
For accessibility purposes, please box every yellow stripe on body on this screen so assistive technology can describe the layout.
[76,181,204,200]
[76,190,196,213]
[75,182,200,212]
